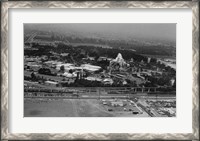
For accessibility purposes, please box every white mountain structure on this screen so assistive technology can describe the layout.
[110,53,127,70]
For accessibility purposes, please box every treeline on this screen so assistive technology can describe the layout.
[24,42,149,63]
[75,45,148,62]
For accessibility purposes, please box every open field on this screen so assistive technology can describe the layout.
[24,98,150,117]
[25,99,114,117]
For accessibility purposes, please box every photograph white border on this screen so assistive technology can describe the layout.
[9,8,191,134]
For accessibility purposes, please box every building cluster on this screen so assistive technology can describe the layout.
[24,32,176,88]
[146,100,176,117]
[25,48,176,88]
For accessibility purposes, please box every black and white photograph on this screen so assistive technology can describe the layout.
[24,23,176,117]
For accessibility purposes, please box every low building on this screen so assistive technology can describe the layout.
[25,57,40,62]
[27,62,42,69]
[87,57,95,61]
[98,57,112,62]
[41,55,48,61]
[60,78,76,84]
[62,72,77,78]
[45,81,58,86]
[170,78,175,86]
[85,76,102,82]
[103,78,113,85]
[45,61,62,68]
[56,63,75,70]
[81,64,101,72]
[140,72,152,76]
[60,53,69,57]
[111,101,124,107]
[122,80,127,85]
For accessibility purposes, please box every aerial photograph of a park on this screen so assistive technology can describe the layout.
[24,23,176,117]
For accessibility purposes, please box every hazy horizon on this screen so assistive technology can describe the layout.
[24,23,176,45]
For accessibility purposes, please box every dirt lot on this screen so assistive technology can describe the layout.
[24,98,114,117]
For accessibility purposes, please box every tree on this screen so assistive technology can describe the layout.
[31,72,36,81]
[69,69,73,74]
[95,55,100,61]
[60,65,65,72]
[38,68,51,75]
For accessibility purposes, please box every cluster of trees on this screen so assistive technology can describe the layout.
[76,45,147,62]
[24,75,38,82]
[25,42,149,63]
[60,79,102,87]
[38,68,57,76]
[25,72,59,85]
[25,44,54,57]
[59,78,138,87]
[96,60,110,70]
[24,73,47,82]
[144,74,175,88]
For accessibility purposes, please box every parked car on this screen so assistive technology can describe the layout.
[108,108,113,111]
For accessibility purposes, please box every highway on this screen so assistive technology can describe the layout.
[25,32,37,43]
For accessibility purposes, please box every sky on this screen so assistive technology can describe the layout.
[25,23,176,45]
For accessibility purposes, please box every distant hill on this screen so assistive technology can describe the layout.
[25,26,176,58]
[61,35,176,57]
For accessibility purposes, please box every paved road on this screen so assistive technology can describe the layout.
[25,32,37,43]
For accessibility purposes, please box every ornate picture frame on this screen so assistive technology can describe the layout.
[1,1,199,140]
